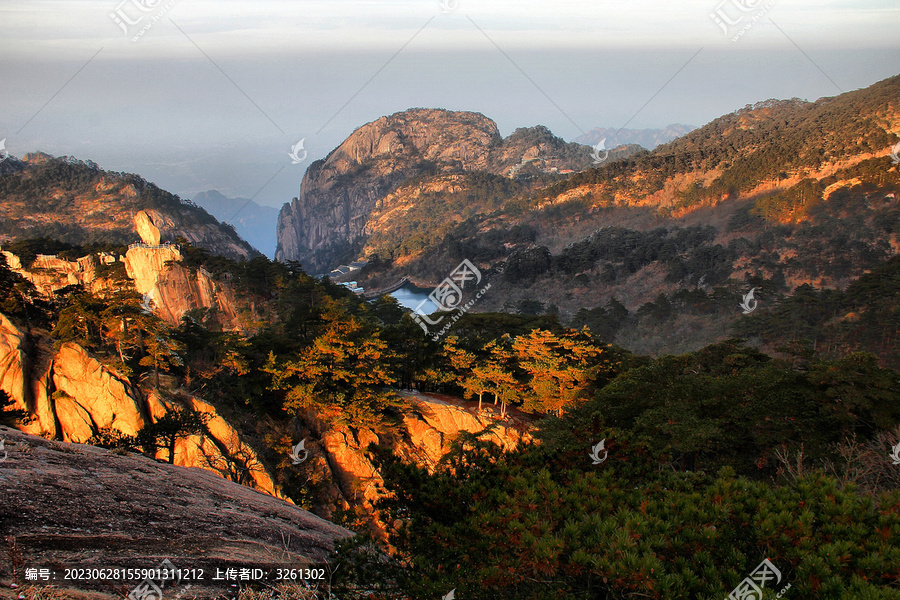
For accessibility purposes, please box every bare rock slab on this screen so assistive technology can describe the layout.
[0,427,351,596]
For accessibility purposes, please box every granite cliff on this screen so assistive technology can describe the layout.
[301,391,533,519]
[275,108,600,272]
[123,243,247,330]
[3,211,254,331]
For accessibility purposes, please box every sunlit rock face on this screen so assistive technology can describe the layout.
[307,391,533,521]
[134,209,162,246]
[276,107,592,272]
[0,312,281,498]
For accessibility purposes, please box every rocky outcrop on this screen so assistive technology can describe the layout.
[2,251,115,296]
[51,342,146,440]
[134,209,162,245]
[1,243,249,331]
[0,426,350,597]
[397,392,532,464]
[1,245,247,331]
[275,109,592,272]
[307,391,533,517]
[0,311,141,444]
[0,312,281,498]
[123,245,246,329]
[123,244,182,297]
[136,207,256,260]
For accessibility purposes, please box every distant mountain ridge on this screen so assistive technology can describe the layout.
[193,190,279,258]
[573,124,696,149]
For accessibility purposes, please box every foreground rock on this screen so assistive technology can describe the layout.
[0,427,351,597]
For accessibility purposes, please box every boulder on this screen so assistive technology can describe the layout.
[134,209,162,245]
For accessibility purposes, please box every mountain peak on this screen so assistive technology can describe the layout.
[276,108,597,270]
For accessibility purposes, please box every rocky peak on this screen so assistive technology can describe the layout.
[306,109,501,185]
[275,108,589,272]
[21,151,54,165]
[278,109,503,272]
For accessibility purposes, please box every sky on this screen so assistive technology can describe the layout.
[1,0,899,214]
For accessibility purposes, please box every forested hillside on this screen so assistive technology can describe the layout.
[347,76,900,360]
[4,228,899,598]
[0,153,258,259]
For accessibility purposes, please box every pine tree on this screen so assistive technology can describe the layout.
[514,330,602,416]
[136,407,210,464]
[0,390,26,427]
[266,305,400,429]
[481,337,519,418]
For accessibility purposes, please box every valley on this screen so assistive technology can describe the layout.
[0,75,899,599]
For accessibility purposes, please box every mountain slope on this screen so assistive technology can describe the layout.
[0,153,260,260]
[308,76,900,360]
[543,77,899,215]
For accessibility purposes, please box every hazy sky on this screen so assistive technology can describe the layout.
[2,0,899,213]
